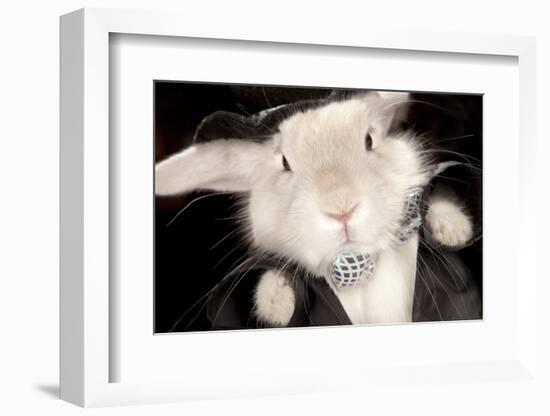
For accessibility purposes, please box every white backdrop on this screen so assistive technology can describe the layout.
[1,1,548,415]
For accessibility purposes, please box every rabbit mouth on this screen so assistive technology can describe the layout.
[326,186,425,289]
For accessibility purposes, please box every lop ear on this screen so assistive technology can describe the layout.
[368,91,410,134]
[155,139,268,196]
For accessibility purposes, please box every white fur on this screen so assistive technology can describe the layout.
[155,92,473,327]
[254,270,295,326]
[155,140,267,195]
[425,186,473,247]
[334,237,418,324]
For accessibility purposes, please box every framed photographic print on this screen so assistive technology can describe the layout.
[60,7,538,408]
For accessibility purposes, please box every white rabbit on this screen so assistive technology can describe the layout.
[156,92,474,327]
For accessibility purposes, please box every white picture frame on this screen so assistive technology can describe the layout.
[60,7,538,407]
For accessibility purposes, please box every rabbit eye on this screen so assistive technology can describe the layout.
[365,132,373,151]
[282,155,292,172]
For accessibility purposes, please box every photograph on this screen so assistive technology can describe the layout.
[154,83,482,332]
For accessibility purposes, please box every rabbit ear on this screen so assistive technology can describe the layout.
[155,139,269,196]
[194,111,274,144]
[369,91,411,134]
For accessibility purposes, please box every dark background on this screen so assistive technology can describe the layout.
[154,82,482,333]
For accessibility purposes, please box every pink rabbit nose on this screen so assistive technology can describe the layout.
[325,203,359,223]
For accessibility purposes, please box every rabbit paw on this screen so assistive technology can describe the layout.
[254,270,295,327]
[425,189,473,248]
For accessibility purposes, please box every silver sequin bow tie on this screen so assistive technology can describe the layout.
[329,187,423,289]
